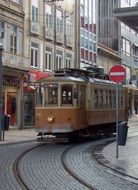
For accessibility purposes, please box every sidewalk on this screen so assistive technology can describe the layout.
[97,115,138,183]
[0,128,36,144]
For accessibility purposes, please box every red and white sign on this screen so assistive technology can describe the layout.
[109,65,126,83]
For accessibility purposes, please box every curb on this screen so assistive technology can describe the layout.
[93,139,138,185]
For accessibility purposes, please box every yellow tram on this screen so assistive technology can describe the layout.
[35,67,129,141]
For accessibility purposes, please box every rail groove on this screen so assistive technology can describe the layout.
[61,145,96,190]
[13,144,44,190]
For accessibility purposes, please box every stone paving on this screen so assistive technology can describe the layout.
[98,115,138,182]
[0,116,138,190]
[0,128,36,144]
[19,144,89,190]
[0,142,38,190]
[64,142,138,190]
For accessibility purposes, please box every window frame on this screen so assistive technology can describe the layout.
[31,43,39,68]
[45,49,52,70]
[10,34,17,54]
[61,84,73,106]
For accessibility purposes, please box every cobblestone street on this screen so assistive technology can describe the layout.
[0,116,138,190]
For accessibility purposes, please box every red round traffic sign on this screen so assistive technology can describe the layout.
[109,65,126,83]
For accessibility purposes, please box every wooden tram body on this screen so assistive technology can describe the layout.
[35,68,129,141]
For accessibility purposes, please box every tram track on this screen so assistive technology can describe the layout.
[13,144,45,190]
[12,137,137,190]
[13,141,96,190]
[61,145,96,190]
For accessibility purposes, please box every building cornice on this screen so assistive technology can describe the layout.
[0,4,24,18]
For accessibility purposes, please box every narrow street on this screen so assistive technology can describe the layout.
[0,116,138,190]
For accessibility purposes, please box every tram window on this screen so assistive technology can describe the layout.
[48,87,58,104]
[36,87,43,106]
[112,91,116,108]
[119,91,123,108]
[94,89,98,108]
[108,90,112,108]
[73,88,78,99]
[79,85,86,107]
[103,90,107,108]
[61,85,72,105]
[99,89,103,108]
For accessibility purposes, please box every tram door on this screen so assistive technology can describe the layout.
[78,85,86,128]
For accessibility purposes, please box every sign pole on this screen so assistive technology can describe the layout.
[116,84,119,158]
[108,65,126,159]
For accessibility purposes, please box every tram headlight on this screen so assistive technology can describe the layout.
[47,115,54,123]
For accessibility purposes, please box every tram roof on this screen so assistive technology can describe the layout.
[35,68,120,85]
[35,75,119,87]
[53,67,107,79]
[36,76,86,83]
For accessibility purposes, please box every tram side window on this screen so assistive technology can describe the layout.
[36,87,43,106]
[94,89,98,108]
[99,89,103,108]
[119,91,123,108]
[48,88,58,104]
[112,91,116,108]
[61,85,72,105]
[108,90,112,108]
[103,90,107,108]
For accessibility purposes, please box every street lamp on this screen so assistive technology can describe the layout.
[0,32,4,141]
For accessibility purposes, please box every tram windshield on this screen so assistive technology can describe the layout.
[48,87,58,104]
[61,85,73,105]
[35,83,73,107]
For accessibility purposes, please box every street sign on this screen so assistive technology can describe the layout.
[109,65,126,83]
[109,65,126,158]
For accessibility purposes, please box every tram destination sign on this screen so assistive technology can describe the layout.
[109,65,126,83]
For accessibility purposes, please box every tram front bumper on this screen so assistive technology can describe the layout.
[36,123,74,134]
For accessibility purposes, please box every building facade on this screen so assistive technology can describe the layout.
[0,0,76,129]
[96,0,121,74]
[79,0,97,68]
[0,0,29,129]
[120,0,138,85]
[1,0,138,129]
[22,0,76,128]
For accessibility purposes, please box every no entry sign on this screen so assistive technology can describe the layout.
[109,65,126,83]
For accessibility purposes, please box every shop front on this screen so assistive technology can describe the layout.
[3,74,19,129]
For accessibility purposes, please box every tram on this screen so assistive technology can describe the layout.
[35,67,129,141]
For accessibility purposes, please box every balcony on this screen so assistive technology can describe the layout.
[56,32,63,44]
[45,27,53,40]
[2,51,30,71]
[31,22,39,35]
[65,35,72,48]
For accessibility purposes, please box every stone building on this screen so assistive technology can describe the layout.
[0,0,76,129]
[96,0,121,74]
[0,0,29,129]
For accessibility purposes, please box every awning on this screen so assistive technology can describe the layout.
[29,70,49,81]
[23,69,53,83]
[23,82,35,92]
[29,70,52,82]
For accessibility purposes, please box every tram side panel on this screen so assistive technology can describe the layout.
[85,83,128,134]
